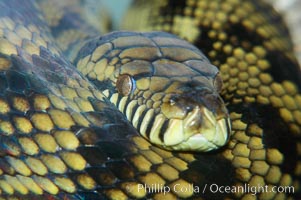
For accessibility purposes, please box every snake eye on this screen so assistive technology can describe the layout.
[116,74,136,96]
[213,73,223,93]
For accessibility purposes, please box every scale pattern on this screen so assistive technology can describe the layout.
[0,0,300,200]
[122,0,301,199]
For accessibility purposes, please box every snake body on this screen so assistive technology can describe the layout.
[0,0,300,200]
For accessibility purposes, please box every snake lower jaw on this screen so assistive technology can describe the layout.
[165,117,231,152]
[192,99,232,151]
[158,106,231,152]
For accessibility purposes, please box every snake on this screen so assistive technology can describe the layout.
[0,0,300,199]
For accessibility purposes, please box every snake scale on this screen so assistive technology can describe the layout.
[0,0,300,199]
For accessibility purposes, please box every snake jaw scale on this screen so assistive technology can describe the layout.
[149,113,166,144]
[163,119,184,146]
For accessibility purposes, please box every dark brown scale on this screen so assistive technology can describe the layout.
[86,167,117,186]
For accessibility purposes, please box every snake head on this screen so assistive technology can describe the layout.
[159,78,231,152]
[80,31,231,152]
[113,61,231,152]
[113,70,232,152]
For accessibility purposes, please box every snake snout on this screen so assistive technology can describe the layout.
[158,88,231,151]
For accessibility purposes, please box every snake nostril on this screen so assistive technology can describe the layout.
[169,98,176,106]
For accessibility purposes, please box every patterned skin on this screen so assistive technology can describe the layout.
[0,0,300,200]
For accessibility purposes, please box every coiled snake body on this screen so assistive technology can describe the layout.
[0,0,300,199]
